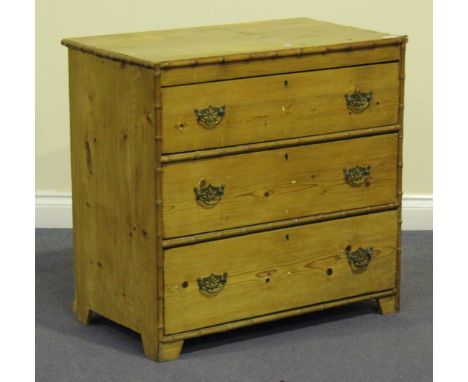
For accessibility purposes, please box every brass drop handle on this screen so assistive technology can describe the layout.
[197,272,228,295]
[346,246,375,271]
[345,91,373,113]
[193,179,225,208]
[194,105,226,129]
[343,165,371,187]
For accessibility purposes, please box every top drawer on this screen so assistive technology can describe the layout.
[162,63,400,153]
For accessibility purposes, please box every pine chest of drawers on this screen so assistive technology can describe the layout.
[62,18,407,361]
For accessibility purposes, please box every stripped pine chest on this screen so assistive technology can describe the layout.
[62,18,407,361]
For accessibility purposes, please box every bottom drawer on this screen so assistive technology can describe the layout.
[164,210,398,334]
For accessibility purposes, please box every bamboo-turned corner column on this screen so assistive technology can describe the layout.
[377,38,407,315]
[395,39,407,312]
[141,67,164,360]
[143,67,184,362]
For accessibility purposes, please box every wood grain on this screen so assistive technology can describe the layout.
[161,45,400,86]
[164,210,398,334]
[395,41,407,312]
[68,50,159,340]
[162,203,399,248]
[64,19,406,361]
[162,133,398,238]
[62,18,404,68]
[377,295,398,314]
[162,63,399,153]
[160,125,401,163]
[157,341,184,362]
[161,289,396,342]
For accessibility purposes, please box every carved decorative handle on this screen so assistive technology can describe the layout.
[345,91,373,113]
[346,246,375,271]
[193,179,225,208]
[194,105,226,129]
[197,272,228,295]
[343,165,371,187]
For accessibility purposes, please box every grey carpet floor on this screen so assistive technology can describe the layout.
[36,230,432,382]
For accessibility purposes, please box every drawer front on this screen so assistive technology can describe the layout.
[162,134,398,238]
[164,210,398,334]
[162,63,399,153]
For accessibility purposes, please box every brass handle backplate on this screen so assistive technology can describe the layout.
[194,105,226,129]
[193,179,225,208]
[346,246,375,272]
[345,91,373,113]
[197,272,228,295]
[343,165,371,187]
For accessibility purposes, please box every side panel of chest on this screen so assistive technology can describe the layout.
[68,50,159,335]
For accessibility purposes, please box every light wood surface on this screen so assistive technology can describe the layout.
[377,295,398,314]
[161,289,396,343]
[164,211,398,334]
[62,18,404,68]
[64,18,406,361]
[158,341,184,362]
[162,63,399,153]
[142,336,184,362]
[161,45,400,86]
[72,299,91,325]
[160,125,400,163]
[162,134,398,238]
[162,203,399,248]
[395,42,407,312]
[152,70,165,360]
[68,50,159,343]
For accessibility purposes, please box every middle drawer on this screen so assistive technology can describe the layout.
[162,133,398,238]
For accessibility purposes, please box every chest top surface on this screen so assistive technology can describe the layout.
[62,18,404,67]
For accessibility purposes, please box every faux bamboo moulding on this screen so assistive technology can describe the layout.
[62,18,407,361]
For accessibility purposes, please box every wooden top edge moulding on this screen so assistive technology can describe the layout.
[61,18,407,69]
